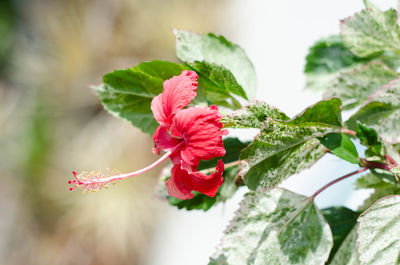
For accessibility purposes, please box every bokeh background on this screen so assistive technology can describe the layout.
[0,0,397,265]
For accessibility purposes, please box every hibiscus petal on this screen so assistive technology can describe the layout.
[151,70,198,128]
[168,160,224,198]
[188,160,224,197]
[152,126,181,155]
[166,165,194,200]
[170,106,227,170]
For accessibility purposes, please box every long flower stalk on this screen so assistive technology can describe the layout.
[69,150,173,192]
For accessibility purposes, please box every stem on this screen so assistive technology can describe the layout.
[394,172,400,185]
[201,160,244,187]
[385,153,400,185]
[77,150,172,185]
[311,167,368,200]
[201,160,241,174]
[386,154,398,167]
[225,160,242,169]
[234,173,244,187]
[341,128,356,137]
[200,160,243,186]
[360,159,392,170]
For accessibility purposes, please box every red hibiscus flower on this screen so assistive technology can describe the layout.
[69,70,228,200]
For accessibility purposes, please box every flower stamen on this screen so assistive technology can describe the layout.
[68,150,173,192]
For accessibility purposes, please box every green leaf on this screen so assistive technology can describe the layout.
[355,126,399,187]
[363,0,380,10]
[222,101,289,128]
[160,138,249,211]
[208,188,333,265]
[185,63,242,110]
[174,30,256,99]
[356,121,384,157]
[242,139,327,191]
[240,98,343,190]
[305,35,366,75]
[0,2,14,73]
[322,207,359,262]
[93,60,187,134]
[289,98,343,127]
[346,78,400,143]
[380,51,400,69]
[385,140,400,163]
[356,172,397,189]
[304,35,368,91]
[324,62,398,110]
[390,165,400,178]
[358,185,400,212]
[189,61,248,101]
[167,193,216,211]
[319,133,359,164]
[341,9,400,57]
[329,227,360,265]
[371,168,399,186]
[357,195,400,265]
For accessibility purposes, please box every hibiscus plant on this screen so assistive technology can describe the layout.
[69,3,400,265]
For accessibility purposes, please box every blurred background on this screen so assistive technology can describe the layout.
[0,0,397,265]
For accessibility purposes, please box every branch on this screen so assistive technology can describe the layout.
[311,167,368,199]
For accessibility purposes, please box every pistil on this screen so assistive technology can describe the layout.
[69,149,174,192]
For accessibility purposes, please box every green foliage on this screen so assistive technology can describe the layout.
[304,35,368,91]
[356,122,384,157]
[209,188,332,265]
[0,0,14,75]
[188,61,246,109]
[363,0,380,10]
[357,195,400,265]
[322,207,359,262]
[355,122,399,194]
[371,168,399,185]
[359,185,400,212]
[189,61,247,100]
[221,101,289,128]
[324,62,398,110]
[329,228,360,265]
[244,139,326,191]
[346,78,400,143]
[356,173,396,189]
[240,98,342,190]
[289,98,343,127]
[93,60,187,134]
[305,35,365,74]
[341,9,400,57]
[319,133,359,164]
[174,29,256,99]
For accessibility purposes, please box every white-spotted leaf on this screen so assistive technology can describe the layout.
[357,195,400,265]
[209,188,333,265]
